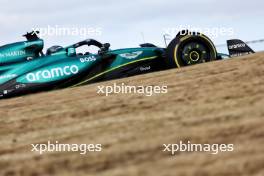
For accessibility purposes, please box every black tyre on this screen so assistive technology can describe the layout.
[166,31,217,68]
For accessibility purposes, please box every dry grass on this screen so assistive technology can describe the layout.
[0,53,264,176]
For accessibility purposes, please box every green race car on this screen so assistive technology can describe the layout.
[0,30,254,98]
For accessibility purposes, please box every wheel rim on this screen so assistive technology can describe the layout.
[189,51,200,62]
[181,41,209,65]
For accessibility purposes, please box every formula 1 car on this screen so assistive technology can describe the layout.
[0,31,254,98]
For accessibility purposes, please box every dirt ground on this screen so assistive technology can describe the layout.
[0,53,264,176]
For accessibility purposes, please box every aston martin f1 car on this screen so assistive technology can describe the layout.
[0,31,254,98]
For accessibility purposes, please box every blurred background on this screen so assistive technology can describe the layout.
[0,0,263,54]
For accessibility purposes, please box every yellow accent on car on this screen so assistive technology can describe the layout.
[71,56,158,87]
[189,51,200,62]
[174,45,180,68]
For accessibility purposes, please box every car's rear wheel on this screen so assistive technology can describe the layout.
[166,31,217,68]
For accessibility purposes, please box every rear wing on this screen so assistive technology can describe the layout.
[227,39,255,57]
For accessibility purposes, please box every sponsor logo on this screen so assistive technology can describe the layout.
[26,65,79,82]
[0,50,26,58]
[230,52,253,57]
[2,89,14,95]
[140,66,151,71]
[15,84,26,89]
[120,51,143,59]
[228,43,246,50]
[0,74,17,80]
[80,56,96,63]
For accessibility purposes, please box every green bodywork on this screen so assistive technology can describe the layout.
[0,39,160,86]
[0,40,43,64]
